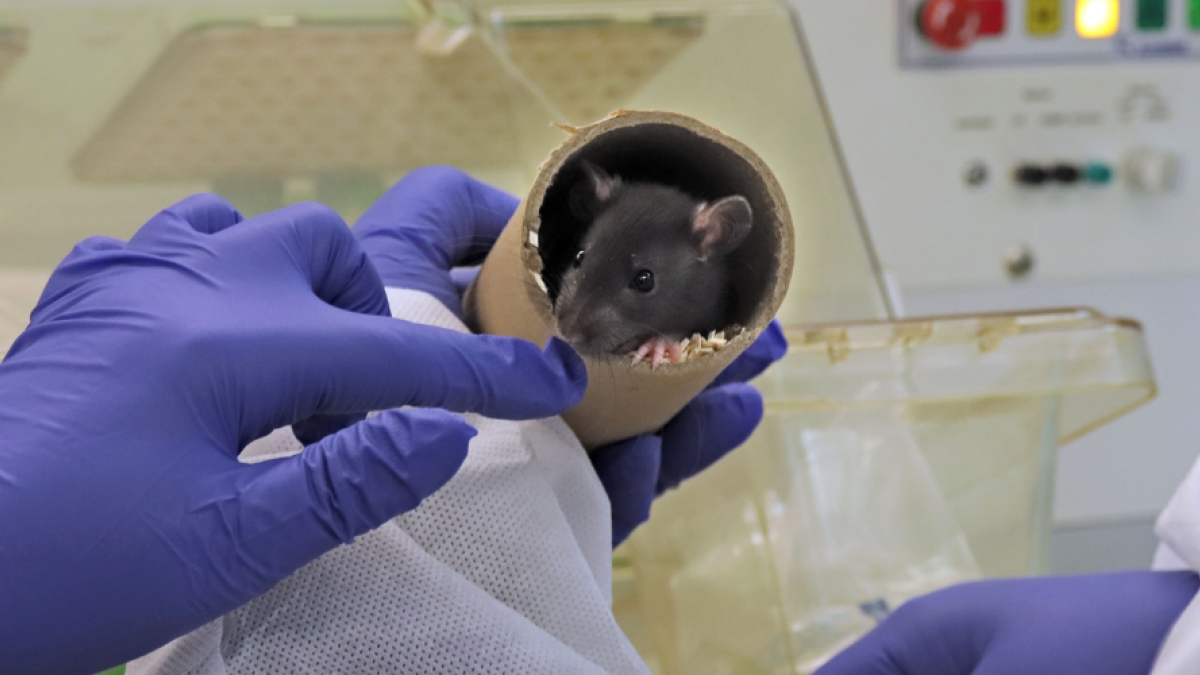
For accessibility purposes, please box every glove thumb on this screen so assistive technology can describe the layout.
[592,434,661,547]
[213,408,474,586]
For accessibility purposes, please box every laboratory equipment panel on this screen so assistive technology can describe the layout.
[902,0,1200,67]
[792,0,1200,288]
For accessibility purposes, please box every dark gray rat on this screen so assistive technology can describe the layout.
[553,161,753,368]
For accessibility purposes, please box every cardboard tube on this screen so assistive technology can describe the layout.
[463,110,794,449]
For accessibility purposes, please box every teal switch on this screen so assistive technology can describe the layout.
[1085,162,1114,185]
[1139,0,1168,30]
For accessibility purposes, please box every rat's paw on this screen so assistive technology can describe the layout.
[631,337,683,369]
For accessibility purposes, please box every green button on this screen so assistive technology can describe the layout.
[1139,0,1168,29]
[1191,0,1200,28]
[1085,162,1113,185]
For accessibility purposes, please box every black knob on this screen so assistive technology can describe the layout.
[1050,164,1081,184]
[1014,164,1048,186]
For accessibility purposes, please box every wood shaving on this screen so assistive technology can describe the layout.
[671,327,745,363]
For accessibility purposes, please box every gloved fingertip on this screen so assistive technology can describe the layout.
[449,267,481,297]
[726,382,766,427]
[161,193,245,235]
[544,337,589,401]
[220,410,474,577]
[763,320,788,361]
[333,409,474,515]
[710,322,788,388]
[612,518,640,548]
[70,235,126,255]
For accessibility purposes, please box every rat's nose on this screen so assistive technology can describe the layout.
[558,316,587,346]
[557,310,599,348]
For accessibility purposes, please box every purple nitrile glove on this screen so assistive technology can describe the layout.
[592,320,788,546]
[815,571,1199,675]
[351,166,788,548]
[0,195,586,675]
[299,165,522,443]
[353,165,517,319]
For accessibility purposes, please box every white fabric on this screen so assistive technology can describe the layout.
[128,288,649,675]
[1152,454,1200,675]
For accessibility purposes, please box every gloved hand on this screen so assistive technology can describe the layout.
[591,320,787,546]
[353,164,515,320]
[352,166,787,548]
[0,195,586,675]
[815,571,1199,675]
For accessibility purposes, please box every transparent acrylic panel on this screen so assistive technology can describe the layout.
[0,0,888,348]
[617,309,1156,674]
[0,25,23,85]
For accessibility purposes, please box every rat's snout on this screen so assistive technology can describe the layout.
[556,307,593,346]
[557,305,617,354]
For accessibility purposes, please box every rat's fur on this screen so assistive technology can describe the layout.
[553,162,752,359]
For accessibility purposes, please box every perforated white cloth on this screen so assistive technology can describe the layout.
[127,288,650,675]
[1150,455,1200,675]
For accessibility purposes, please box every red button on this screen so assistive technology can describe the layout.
[978,0,1006,35]
[920,0,1006,50]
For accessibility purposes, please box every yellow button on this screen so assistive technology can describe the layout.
[1028,0,1063,34]
[1077,0,1121,38]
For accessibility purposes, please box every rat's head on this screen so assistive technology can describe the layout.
[553,161,753,358]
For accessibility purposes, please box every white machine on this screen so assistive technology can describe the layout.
[791,0,1200,562]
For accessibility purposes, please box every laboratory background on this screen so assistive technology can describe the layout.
[0,0,1193,673]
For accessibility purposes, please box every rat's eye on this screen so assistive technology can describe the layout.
[631,269,655,293]
[573,250,585,267]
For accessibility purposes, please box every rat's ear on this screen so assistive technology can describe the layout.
[692,195,753,260]
[569,161,620,222]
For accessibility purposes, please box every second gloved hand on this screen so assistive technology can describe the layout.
[591,320,788,546]
[815,571,1199,675]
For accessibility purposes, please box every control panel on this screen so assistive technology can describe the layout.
[791,0,1200,289]
[794,0,1200,543]
[903,0,1200,67]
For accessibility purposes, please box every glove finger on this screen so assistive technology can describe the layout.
[35,196,243,323]
[450,266,481,298]
[241,316,587,434]
[29,236,128,324]
[657,383,763,494]
[819,580,1013,675]
[354,166,519,284]
[591,435,661,548]
[222,202,392,442]
[205,408,473,585]
[239,201,391,317]
[128,193,244,249]
[66,236,126,255]
[810,626,908,675]
[709,320,787,389]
